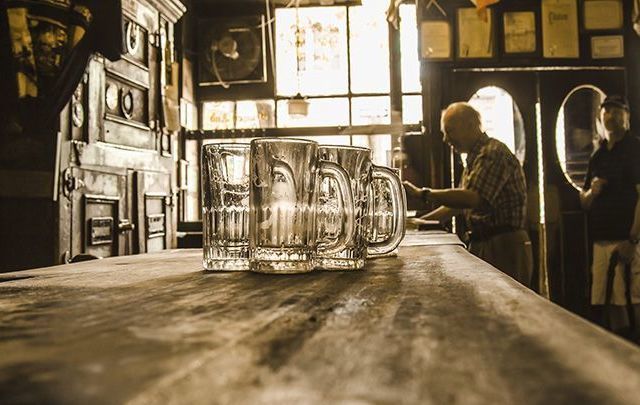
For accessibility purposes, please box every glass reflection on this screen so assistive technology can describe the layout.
[555,86,605,189]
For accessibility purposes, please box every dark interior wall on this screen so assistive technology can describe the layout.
[0,199,55,272]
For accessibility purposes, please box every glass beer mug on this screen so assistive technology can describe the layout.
[201,143,251,271]
[368,167,407,258]
[316,146,406,270]
[249,138,355,274]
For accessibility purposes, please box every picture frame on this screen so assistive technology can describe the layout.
[541,0,579,58]
[503,11,537,54]
[591,35,624,59]
[420,20,452,60]
[583,0,623,31]
[457,7,494,59]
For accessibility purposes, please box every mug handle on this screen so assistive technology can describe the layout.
[317,160,355,256]
[367,166,406,256]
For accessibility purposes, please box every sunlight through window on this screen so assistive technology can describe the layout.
[468,86,526,165]
[275,7,348,96]
[276,98,350,127]
[349,1,390,94]
[400,4,420,93]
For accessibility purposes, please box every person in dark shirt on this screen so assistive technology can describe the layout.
[580,94,640,333]
[404,102,532,287]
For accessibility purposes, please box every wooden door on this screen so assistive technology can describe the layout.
[134,170,173,253]
[69,167,129,260]
[538,68,626,316]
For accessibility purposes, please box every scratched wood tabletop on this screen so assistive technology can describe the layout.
[1,233,640,404]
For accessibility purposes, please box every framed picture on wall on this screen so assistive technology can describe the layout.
[503,11,537,54]
[591,35,624,59]
[583,0,623,30]
[541,0,579,58]
[457,7,494,59]
[420,20,452,60]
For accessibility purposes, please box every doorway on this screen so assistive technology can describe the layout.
[538,69,625,316]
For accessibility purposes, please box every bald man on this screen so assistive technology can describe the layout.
[405,102,533,287]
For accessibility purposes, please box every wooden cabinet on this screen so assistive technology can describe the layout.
[0,0,185,271]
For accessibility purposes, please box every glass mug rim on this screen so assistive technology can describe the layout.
[320,144,371,153]
[203,143,250,151]
[251,137,318,146]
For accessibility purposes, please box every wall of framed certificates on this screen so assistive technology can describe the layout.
[418,0,627,65]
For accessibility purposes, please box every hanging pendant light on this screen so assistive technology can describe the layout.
[288,93,309,116]
[288,0,309,117]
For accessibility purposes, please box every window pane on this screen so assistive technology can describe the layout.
[402,95,422,124]
[400,4,421,93]
[351,96,390,125]
[468,86,526,165]
[203,138,255,145]
[277,98,349,127]
[296,135,351,145]
[349,1,389,94]
[236,100,275,129]
[201,101,234,130]
[275,7,348,96]
[351,134,393,166]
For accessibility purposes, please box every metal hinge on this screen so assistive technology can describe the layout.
[62,168,85,199]
[165,191,178,207]
[149,31,161,47]
[71,140,87,164]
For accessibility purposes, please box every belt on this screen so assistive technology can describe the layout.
[467,225,519,242]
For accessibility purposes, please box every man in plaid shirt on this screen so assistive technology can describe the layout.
[405,102,532,287]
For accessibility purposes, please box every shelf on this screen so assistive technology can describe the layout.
[185,124,423,140]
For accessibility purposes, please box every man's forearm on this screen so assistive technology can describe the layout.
[421,206,461,222]
[428,188,482,209]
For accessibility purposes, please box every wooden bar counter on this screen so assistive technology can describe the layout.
[2,231,640,404]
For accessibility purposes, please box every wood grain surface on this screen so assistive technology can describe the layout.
[1,233,640,404]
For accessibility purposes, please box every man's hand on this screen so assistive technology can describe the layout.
[615,240,636,264]
[590,177,608,196]
[403,181,430,201]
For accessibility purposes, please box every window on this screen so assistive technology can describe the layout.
[187,1,421,221]
[348,2,390,94]
[468,86,526,165]
[276,97,350,127]
[199,1,421,131]
[400,4,420,93]
[276,7,349,96]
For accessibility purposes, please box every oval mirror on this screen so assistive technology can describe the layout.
[555,86,605,190]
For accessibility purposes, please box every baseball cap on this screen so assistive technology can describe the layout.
[600,94,629,110]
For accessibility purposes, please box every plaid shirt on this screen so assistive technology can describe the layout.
[461,133,527,235]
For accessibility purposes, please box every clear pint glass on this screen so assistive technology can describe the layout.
[201,143,250,271]
[249,138,355,274]
[316,146,406,269]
